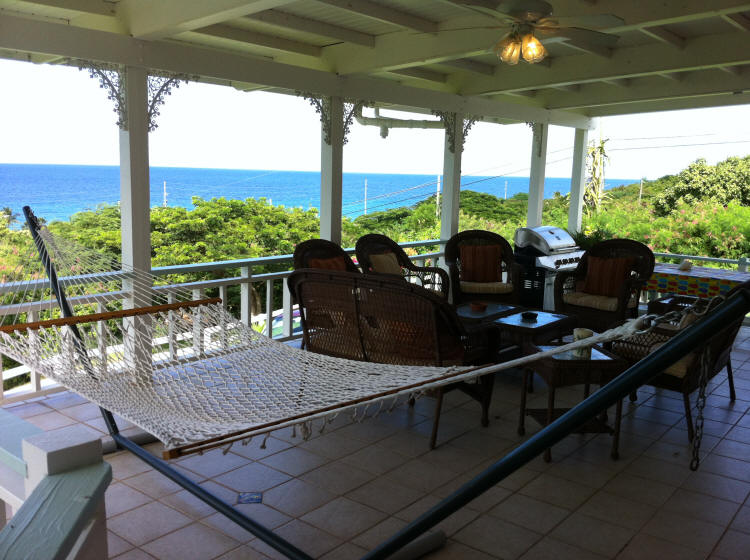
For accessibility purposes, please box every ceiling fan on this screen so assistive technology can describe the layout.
[454,0,624,64]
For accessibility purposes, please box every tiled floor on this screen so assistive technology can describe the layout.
[4,326,750,559]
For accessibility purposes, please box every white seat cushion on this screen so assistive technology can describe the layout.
[369,252,402,275]
[460,281,513,294]
[563,291,638,312]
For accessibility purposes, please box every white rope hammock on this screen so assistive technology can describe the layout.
[0,225,647,458]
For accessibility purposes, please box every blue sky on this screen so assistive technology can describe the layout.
[1,59,749,180]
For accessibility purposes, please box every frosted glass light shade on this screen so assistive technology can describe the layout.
[494,34,521,65]
[521,33,547,63]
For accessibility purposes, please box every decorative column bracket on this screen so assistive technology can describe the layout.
[298,92,371,145]
[78,61,190,131]
[526,121,545,157]
[432,111,477,153]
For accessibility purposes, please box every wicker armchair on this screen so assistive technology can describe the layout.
[355,233,449,297]
[609,282,748,440]
[287,269,493,448]
[293,238,359,272]
[554,239,654,332]
[444,230,521,305]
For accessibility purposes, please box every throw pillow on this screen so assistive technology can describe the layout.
[308,256,349,271]
[460,245,502,283]
[582,256,633,297]
[369,252,402,275]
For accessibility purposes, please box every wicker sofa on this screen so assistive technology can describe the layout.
[287,268,493,448]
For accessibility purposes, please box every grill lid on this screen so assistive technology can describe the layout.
[514,226,577,255]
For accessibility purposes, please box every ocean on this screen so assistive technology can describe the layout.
[0,163,637,224]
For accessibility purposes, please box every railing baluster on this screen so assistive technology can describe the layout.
[192,288,204,357]
[96,302,107,376]
[167,292,177,360]
[219,285,229,350]
[28,310,41,393]
[265,280,273,338]
[240,266,253,327]
[283,278,293,338]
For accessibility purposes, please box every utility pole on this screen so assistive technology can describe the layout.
[364,178,368,215]
[504,180,508,200]
[639,178,644,203]
[163,181,167,207]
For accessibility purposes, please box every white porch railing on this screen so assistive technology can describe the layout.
[0,240,444,404]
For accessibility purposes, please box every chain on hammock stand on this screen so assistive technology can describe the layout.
[690,347,711,471]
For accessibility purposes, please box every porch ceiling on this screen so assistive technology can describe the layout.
[1,0,749,124]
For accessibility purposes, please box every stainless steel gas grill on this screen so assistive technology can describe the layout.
[513,226,586,310]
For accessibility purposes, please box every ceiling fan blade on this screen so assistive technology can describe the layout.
[538,14,625,29]
[452,2,518,22]
[552,27,620,47]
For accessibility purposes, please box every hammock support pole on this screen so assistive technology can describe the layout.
[362,286,750,560]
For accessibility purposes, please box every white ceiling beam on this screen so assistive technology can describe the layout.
[543,72,750,110]
[314,0,438,33]
[195,24,321,57]
[641,26,686,49]
[389,67,448,83]
[0,13,592,128]
[118,0,296,39]
[460,32,750,95]
[722,12,750,31]
[560,40,613,59]
[585,91,750,117]
[15,0,116,16]
[247,10,375,47]
[324,28,503,74]
[658,71,687,82]
[441,58,495,76]
[720,65,745,75]
[602,78,631,88]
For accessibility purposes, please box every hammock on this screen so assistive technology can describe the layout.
[0,209,646,458]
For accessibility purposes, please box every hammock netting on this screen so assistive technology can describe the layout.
[0,218,654,457]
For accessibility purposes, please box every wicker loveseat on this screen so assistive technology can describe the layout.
[287,268,493,448]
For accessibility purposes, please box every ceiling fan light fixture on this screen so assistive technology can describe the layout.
[521,32,547,63]
[494,33,522,65]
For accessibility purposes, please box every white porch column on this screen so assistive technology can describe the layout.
[527,122,548,228]
[119,66,151,274]
[567,128,589,233]
[320,96,344,244]
[440,112,463,242]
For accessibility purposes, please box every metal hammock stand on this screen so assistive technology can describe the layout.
[17,206,750,560]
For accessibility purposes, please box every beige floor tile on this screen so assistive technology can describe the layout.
[199,508,281,544]
[700,453,750,483]
[339,445,408,475]
[215,544,272,560]
[615,533,704,560]
[347,475,425,514]
[159,489,217,520]
[259,446,329,477]
[729,505,750,534]
[106,452,154,481]
[454,516,542,560]
[713,528,750,559]
[301,496,387,540]
[519,473,596,510]
[550,511,634,557]
[423,540,496,560]
[43,391,88,409]
[263,478,335,518]
[712,438,750,462]
[142,522,239,560]
[602,473,677,507]
[213,462,291,493]
[641,510,725,554]
[3,401,52,418]
[106,482,153,518]
[61,401,102,422]
[489,494,569,534]
[24,410,78,430]
[519,536,607,560]
[350,516,407,549]
[420,442,489,474]
[112,549,157,560]
[548,457,619,489]
[578,491,656,531]
[108,502,192,547]
[624,455,694,487]
[681,470,750,503]
[248,520,343,559]
[300,460,375,495]
[124,469,182,499]
[662,488,740,526]
[228,436,293,461]
[298,431,367,460]
[177,448,250,479]
[386,457,460,493]
[108,530,134,558]
[319,542,369,560]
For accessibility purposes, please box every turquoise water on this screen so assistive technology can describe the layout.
[0,163,637,224]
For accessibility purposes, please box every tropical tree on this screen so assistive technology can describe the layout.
[584,138,609,214]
